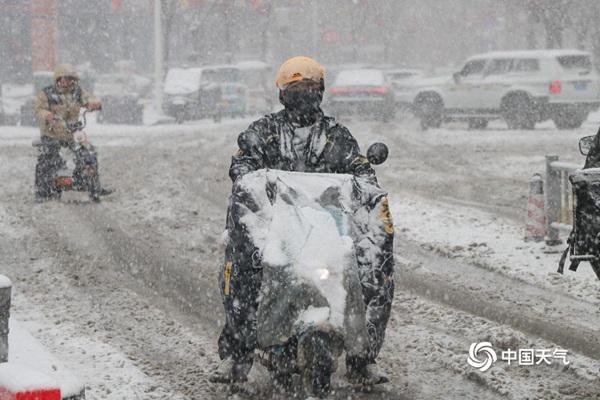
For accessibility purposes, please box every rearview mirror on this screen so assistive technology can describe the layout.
[367,142,388,165]
[579,135,595,155]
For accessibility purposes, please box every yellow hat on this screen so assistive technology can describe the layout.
[275,56,325,88]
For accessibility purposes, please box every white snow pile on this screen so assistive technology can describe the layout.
[0,362,58,393]
[8,319,83,398]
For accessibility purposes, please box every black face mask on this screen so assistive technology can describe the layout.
[280,83,324,123]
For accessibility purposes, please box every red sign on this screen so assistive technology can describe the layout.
[111,0,123,12]
[323,30,339,43]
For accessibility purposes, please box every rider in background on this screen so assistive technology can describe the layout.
[34,63,112,202]
[212,56,395,385]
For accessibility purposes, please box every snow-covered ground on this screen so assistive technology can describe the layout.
[1,113,599,399]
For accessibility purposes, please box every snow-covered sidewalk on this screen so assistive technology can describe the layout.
[392,195,600,305]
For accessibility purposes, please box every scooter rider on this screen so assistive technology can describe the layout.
[34,63,112,202]
[212,56,395,385]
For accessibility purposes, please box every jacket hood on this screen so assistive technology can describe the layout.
[54,64,80,81]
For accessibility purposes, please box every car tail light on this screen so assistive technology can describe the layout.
[330,87,343,95]
[368,86,389,95]
[549,80,562,94]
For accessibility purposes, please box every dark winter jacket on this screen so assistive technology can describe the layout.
[229,109,375,182]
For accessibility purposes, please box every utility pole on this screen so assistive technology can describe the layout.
[31,0,57,72]
[154,0,164,113]
[311,0,318,58]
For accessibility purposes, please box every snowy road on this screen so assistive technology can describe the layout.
[1,115,599,399]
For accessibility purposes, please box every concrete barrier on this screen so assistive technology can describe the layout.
[0,275,11,363]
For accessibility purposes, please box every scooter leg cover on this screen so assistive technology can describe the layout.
[353,195,395,362]
[217,182,265,361]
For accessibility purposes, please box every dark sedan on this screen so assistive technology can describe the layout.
[325,69,395,121]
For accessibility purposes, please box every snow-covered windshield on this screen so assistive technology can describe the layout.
[164,68,203,95]
[333,69,386,86]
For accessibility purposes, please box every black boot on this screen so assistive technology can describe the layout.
[345,355,389,385]
[98,187,114,196]
[209,356,253,383]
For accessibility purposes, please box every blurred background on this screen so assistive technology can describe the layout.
[3,0,600,81]
[3,0,600,126]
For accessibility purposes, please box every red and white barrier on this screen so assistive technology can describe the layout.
[0,363,61,400]
[525,173,547,242]
[0,275,84,400]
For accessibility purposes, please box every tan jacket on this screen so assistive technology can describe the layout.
[35,85,98,141]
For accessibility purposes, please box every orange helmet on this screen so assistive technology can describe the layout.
[275,56,325,88]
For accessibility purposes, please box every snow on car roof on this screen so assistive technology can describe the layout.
[236,60,270,70]
[467,49,590,60]
[333,69,385,86]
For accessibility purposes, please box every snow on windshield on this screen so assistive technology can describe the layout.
[237,170,360,333]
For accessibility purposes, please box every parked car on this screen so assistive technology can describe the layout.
[325,68,395,121]
[385,68,425,109]
[163,66,221,123]
[237,60,273,115]
[411,49,600,130]
[219,83,248,117]
[94,73,144,125]
[202,65,248,118]
[1,82,35,126]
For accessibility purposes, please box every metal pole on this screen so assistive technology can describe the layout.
[546,155,562,245]
[0,276,11,363]
[31,0,57,72]
[311,0,318,57]
[154,0,164,113]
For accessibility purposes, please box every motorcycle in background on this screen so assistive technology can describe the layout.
[33,110,102,202]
